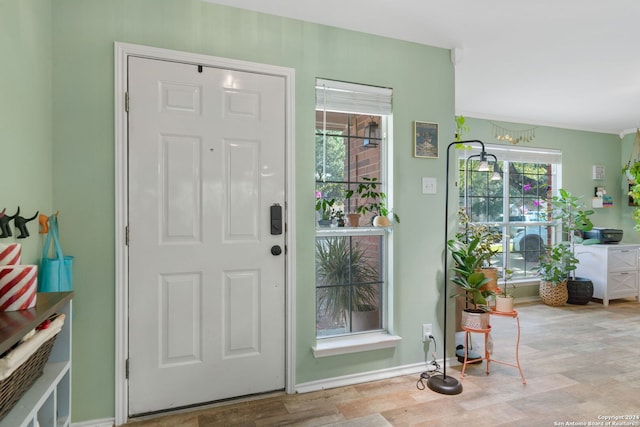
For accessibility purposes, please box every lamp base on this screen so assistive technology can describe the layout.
[427,374,463,395]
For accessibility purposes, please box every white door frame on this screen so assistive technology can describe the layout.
[114,42,296,426]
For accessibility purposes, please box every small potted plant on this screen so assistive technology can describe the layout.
[495,268,514,313]
[315,197,335,227]
[345,177,399,227]
[535,242,576,306]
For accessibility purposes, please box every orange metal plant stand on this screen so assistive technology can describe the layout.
[460,309,526,384]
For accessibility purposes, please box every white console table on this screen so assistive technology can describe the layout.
[0,292,73,427]
[575,244,640,306]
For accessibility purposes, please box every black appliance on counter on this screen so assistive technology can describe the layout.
[583,227,623,244]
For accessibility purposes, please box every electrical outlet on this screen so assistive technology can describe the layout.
[422,323,432,342]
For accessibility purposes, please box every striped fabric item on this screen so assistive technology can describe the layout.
[0,265,37,311]
[0,243,21,266]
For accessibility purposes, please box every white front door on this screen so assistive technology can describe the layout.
[127,56,286,415]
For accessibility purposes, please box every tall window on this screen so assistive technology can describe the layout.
[458,145,562,280]
[315,79,393,338]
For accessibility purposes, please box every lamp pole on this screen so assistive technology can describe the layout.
[427,139,488,395]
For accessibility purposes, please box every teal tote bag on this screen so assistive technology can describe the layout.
[38,215,73,292]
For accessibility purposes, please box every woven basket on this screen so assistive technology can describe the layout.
[539,280,568,306]
[0,314,63,420]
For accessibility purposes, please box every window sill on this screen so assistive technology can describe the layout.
[312,333,402,358]
[315,226,390,237]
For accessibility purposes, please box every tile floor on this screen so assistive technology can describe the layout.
[125,299,640,426]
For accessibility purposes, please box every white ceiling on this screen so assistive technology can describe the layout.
[205,0,640,136]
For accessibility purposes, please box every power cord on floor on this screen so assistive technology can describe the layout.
[416,335,441,390]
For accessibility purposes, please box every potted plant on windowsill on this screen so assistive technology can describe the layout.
[345,177,399,227]
[316,237,380,332]
[315,197,335,227]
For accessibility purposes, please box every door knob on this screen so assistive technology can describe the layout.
[271,245,282,256]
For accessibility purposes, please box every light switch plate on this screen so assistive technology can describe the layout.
[422,177,436,194]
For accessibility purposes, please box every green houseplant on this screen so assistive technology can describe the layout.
[551,188,598,304]
[457,209,502,291]
[315,197,335,226]
[448,236,494,329]
[345,177,399,226]
[625,161,640,231]
[535,188,597,306]
[315,237,379,332]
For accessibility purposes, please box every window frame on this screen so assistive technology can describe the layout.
[457,144,562,284]
[312,79,399,355]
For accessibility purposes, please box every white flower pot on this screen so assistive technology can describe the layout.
[495,295,514,313]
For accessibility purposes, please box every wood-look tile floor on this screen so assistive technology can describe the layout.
[125,299,640,426]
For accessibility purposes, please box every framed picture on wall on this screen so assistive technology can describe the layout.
[414,121,438,158]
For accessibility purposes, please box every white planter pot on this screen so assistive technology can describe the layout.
[461,310,490,330]
[495,295,514,313]
[372,216,390,227]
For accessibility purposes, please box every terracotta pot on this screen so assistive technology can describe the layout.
[539,280,568,306]
[495,295,514,313]
[346,213,361,227]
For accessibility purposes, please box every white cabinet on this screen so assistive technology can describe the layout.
[575,244,640,306]
[0,292,73,427]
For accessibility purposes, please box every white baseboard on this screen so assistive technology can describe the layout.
[72,418,114,427]
[295,359,456,394]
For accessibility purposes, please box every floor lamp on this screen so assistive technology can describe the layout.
[427,139,491,395]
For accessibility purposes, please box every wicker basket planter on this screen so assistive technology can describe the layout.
[0,313,65,420]
[539,280,568,306]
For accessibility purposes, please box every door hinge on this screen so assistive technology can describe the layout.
[125,225,129,246]
[125,358,129,379]
[125,91,129,113]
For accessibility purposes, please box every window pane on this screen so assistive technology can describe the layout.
[316,235,383,336]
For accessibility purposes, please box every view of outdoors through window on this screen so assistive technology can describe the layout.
[458,158,557,280]
[315,111,386,337]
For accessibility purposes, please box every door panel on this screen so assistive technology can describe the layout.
[127,56,286,415]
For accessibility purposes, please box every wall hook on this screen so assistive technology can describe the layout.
[39,211,59,234]
[14,207,39,239]
[0,207,18,238]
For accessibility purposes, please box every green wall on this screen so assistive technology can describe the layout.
[47,0,455,421]
[0,0,52,264]
[2,0,632,423]
[464,118,625,299]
